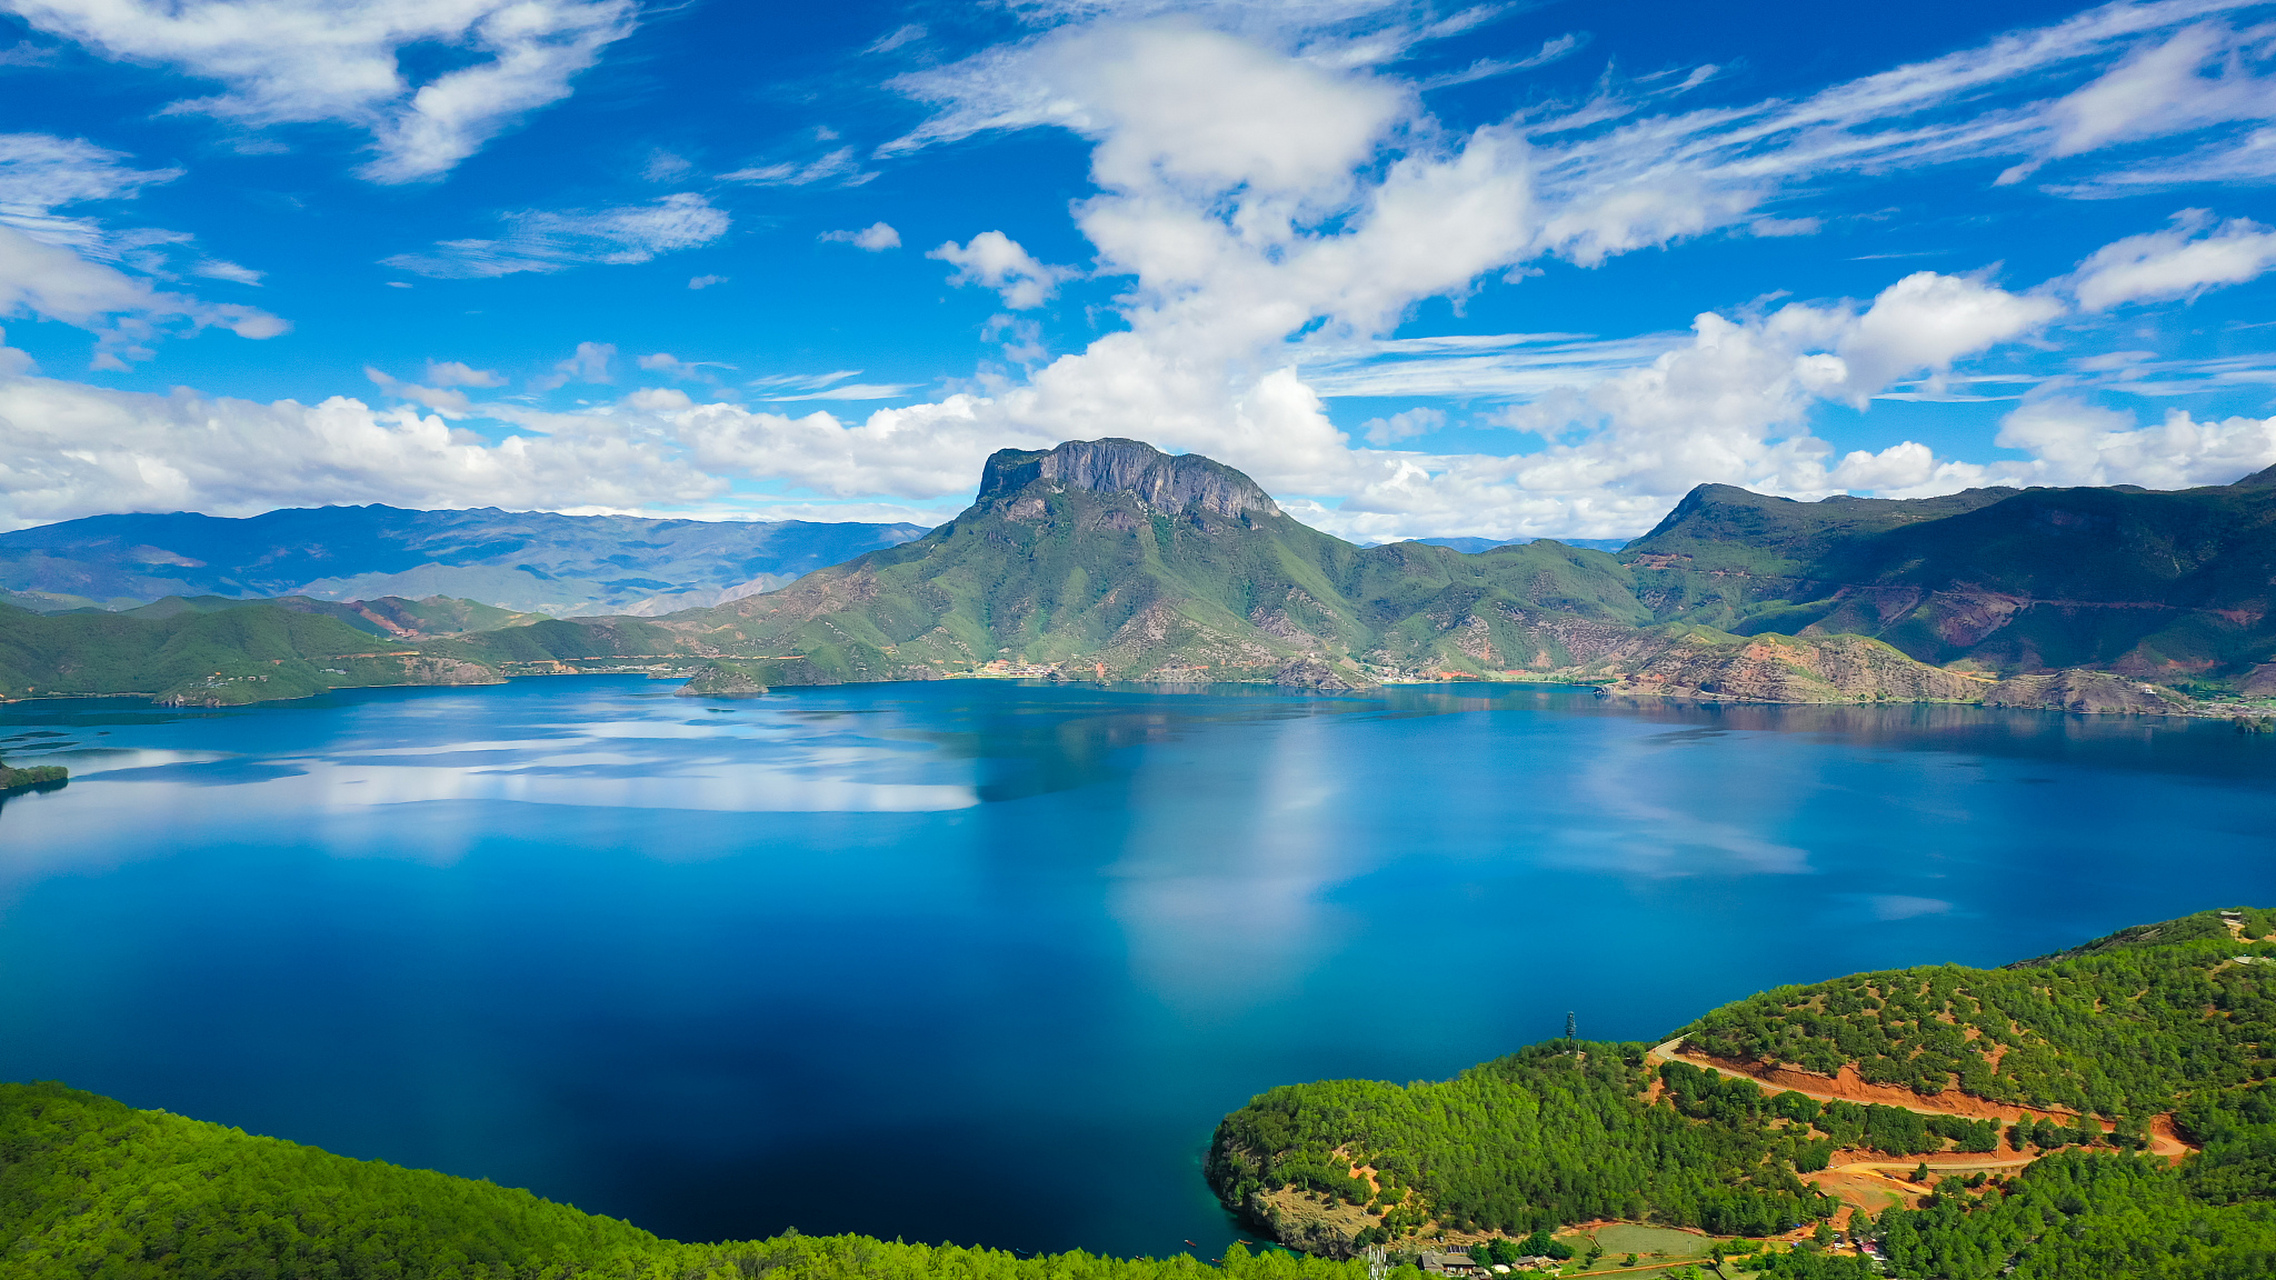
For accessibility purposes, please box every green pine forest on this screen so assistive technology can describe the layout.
[1675,908,2276,1115]
[1204,909,2276,1278]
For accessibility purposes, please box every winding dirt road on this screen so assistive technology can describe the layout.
[1644,1039,2192,1164]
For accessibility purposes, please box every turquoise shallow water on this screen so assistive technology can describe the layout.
[2,677,2272,1256]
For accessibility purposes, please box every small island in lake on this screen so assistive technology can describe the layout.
[0,754,66,795]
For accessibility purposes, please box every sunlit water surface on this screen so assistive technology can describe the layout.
[3,678,2272,1256]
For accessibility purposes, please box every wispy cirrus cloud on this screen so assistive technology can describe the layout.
[0,132,224,278]
[749,370,919,401]
[4,0,637,183]
[719,147,876,187]
[382,194,730,279]
[0,132,179,214]
[0,133,283,365]
[1520,1,2276,265]
[638,352,734,382]
[2065,208,2276,309]
[1420,32,1589,90]
[1295,332,1688,399]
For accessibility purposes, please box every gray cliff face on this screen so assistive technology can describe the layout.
[976,438,1282,519]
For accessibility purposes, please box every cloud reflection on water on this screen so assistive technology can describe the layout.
[1550,732,1815,878]
[1108,713,1356,1013]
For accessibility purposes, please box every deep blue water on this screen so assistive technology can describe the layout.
[3,677,2273,1257]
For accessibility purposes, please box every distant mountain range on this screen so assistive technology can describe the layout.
[0,505,929,616]
[4,440,2272,712]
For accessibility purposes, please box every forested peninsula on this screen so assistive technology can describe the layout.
[1208,908,2276,1278]
[9,910,2276,1279]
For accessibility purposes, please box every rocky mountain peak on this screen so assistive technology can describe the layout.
[975,438,1282,519]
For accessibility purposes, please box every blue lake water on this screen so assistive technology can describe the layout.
[2,677,2273,1257]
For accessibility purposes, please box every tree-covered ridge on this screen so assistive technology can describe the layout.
[1207,1042,1840,1245]
[1751,1086,2276,1280]
[0,1082,672,1277]
[1675,908,2276,1117]
[0,599,506,706]
[1623,468,2276,682]
[0,1082,1389,1280]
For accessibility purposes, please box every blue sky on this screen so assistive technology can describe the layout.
[2,0,2274,539]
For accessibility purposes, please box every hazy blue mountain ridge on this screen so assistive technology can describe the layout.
[0,505,930,616]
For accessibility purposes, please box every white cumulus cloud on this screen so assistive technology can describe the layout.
[821,222,902,251]
[929,231,1074,309]
[1987,398,2276,489]
[0,370,717,529]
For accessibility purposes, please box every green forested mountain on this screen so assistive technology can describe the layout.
[111,592,550,639]
[611,439,1654,686]
[1210,909,2276,1278]
[1626,467,2276,683]
[0,1082,1380,1280]
[0,598,499,705]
